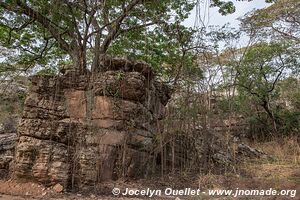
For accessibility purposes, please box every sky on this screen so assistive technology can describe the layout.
[184,0,270,28]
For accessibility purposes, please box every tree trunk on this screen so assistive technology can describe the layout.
[91,53,107,73]
[91,31,102,73]
[261,100,277,133]
[71,47,87,74]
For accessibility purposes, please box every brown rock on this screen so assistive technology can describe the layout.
[64,90,87,119]
[0,133,17,178]
[17,118,82,145]
[93,71,146,101]
[14,136,70,185]
[12,59,171,189]
[53,183,64,193]
[84,129,126,145]
[101,57,134,71]
[100,57,154,78]
[92,96,152,123]
[23,92,67,119]
[237,143,270,159]
[91,119,123,129]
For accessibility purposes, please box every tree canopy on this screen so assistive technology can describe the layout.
[0,0,196,74]
[0,0,277,77]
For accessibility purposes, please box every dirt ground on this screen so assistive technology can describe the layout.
[0,164,299,200]
[0,172,299,200]
[1,139,299,200]
[0,178,198,200]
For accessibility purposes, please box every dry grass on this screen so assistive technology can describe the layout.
[250,136,300,165]
[196,137,300,199]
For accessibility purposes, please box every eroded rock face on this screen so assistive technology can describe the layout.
[12,60,171,189]
[0,133,17,178]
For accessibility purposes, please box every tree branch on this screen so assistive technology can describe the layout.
[99,0,141,53]
[120,22,157,33]
[0,0,71,53]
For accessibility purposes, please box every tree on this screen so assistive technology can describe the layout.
[108,21,200,86]
[0,0,196,74]
[209,0,276,16]
[234,42,299,133]
[0,0,277,76]
[241,0,300,43]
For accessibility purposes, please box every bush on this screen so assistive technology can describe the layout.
[277,111,300,136]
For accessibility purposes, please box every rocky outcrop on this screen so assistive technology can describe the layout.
[12,59,171,189]
[237,143,271,160]
[0,133,17,178]
[163,128,271,174]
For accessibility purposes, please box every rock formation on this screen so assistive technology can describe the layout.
[0,133,17,178]
[12,58,171,189]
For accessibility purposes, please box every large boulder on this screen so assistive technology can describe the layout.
[12,59,171,189]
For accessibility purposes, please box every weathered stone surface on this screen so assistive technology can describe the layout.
[84,129,126,145]
[29,76,65,101]
[92,96,152,122]
[94,71,146,101]
[91,119,123,129]
[144,82,172,120]
[59,74,89,90]
[117,148,151,178]
[0,133,17,177]
[53,183,64,193]
[100,57,154,78]
[18,119,79,144]
[12,59,171,189]
[64,90,87,119]
[0,156,13,170]
[23,106,67,120]
[14,136,70,185]
[153,82,173,106]
[0,133,17,152]
[237,143,270,159]
[22,92,67,120]
[78,145,117,184]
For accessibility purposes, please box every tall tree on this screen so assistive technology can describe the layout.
[0,0,276,76]
[235,42,299,132]
[0,0,196,74]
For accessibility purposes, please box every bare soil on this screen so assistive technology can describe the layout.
[1,138,299,200]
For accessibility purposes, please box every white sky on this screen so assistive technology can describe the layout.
[184,0,270,28]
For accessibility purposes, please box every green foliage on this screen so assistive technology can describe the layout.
[0,0,274,78]
[115,71,125,81]
[35,66,58,76]
[217,95,247,114]
[236,42,296,103]
[277,110,300,135]
[211,0,274,16]
[211,0,235,15]
[230,41,299,138]
[0,0,197,74]
[241,0,300,43]
[109,22,200,82]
